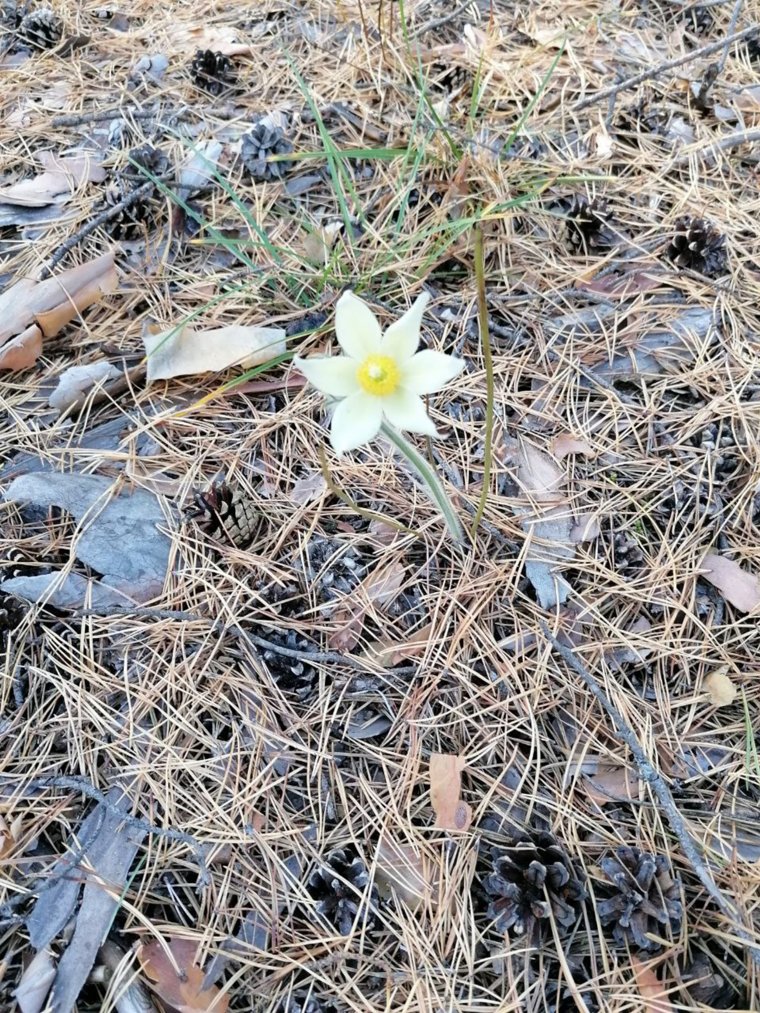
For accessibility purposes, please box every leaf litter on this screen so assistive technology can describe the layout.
[1,0,760,1010]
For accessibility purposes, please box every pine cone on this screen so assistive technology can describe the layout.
[185,480,261,549]
[566,196,611,253]
[596,847,682,952]
[747,31,760,62]
[667,216,728,277]
[254,626,318,700]
[609,527,645,579]
[121,143,169,184]
[17,7,61,49]
[302,535,364,604]
[430,61,470,93]
[682,5,714,35]
[102,179,153,239]
[306,846,380,935]
[479,831,587,940]
[190,48,235,95]
[241,119,294,181]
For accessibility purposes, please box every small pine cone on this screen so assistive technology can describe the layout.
[479,831,587,940]
[667,216,728,277]
[121,144,169,184]
[682,5,714,36]
[306,846,380,936]
[566,196,611,253]
[241,119,294,181]
[610,528,645,579]
[190,48,235,95]
[747,31,760,62]
[680,952,742,1008]
[102,179,153,239]
[302,535,364,604]
[430,61,470,93]
[17,7,61,49]
[596,846,682,952]
[255,626,318,700]
[185,480,261,549]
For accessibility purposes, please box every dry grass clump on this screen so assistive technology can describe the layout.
[1,0,759,1010]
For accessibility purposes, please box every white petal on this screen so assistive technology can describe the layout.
[382,388,438,437]
[293,355,358,397]
[330,391,383,453]
[335,291,382,359]
[401,350,465,394]
[380,291,431,363]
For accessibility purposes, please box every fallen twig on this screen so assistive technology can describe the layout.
[540,621,760,969]
[572,25,759,112]
[673,125,760,165]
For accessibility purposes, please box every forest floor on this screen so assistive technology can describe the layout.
[1,0,759,1011]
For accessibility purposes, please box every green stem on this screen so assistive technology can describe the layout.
[469,224,493,540]
[380,422,465,543]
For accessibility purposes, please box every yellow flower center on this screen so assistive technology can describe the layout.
[355,354,400,397]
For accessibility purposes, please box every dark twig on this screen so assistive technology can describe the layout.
[412,0,477,37]
[51,107,162,128]
[233,627,419,676]
[540,621,760,969]
[572,25,759,112]
[40,171,175,278]
[29,774,213,883]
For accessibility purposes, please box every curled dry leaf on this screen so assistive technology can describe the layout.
[0,254,119,371]
[700,553,760,613]
[704,669,737,707]
[551,433,595,459]
[0,151,105,208]
[429,752,472,832]
[375,834,438,910]
[143,322,286,384]
[140,937,229,1013]
[328,561,406,653]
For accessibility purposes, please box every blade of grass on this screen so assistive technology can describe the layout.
[469,224,493,540]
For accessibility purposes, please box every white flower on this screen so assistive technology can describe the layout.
[294,290,465,454]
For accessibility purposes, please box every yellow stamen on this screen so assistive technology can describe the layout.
[356,354,400,397]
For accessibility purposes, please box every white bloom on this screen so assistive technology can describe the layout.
[294,290,465,454]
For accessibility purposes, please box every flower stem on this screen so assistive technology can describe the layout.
[469,224,493,540]
[380,422,465,543]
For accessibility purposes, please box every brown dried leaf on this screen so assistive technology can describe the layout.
[375,835,438,910]
[583,765,639,805]
[0,325,42,371]
[429,753,472,831]
[700,553,760,613]
[704,669,737,707]
[551,434,595,459]
[363,621,437,667]
[0,152,105,208]
[140,937,229,1013]
[0,254,118,353]
[328,562,406,653]
[173,24,254,55]
[631,957,674,1012]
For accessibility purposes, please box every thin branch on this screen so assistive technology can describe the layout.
[412,0,477,37]
[572,24,759,112]
[539,621,760,969]
[29,775,213,883]
[718,0,746,73]
[673,125,760,165]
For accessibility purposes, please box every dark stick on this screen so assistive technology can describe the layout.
[40,174,172,279]
[572,24,759,112]
[718,0,746,73]
[539,620,760,969]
